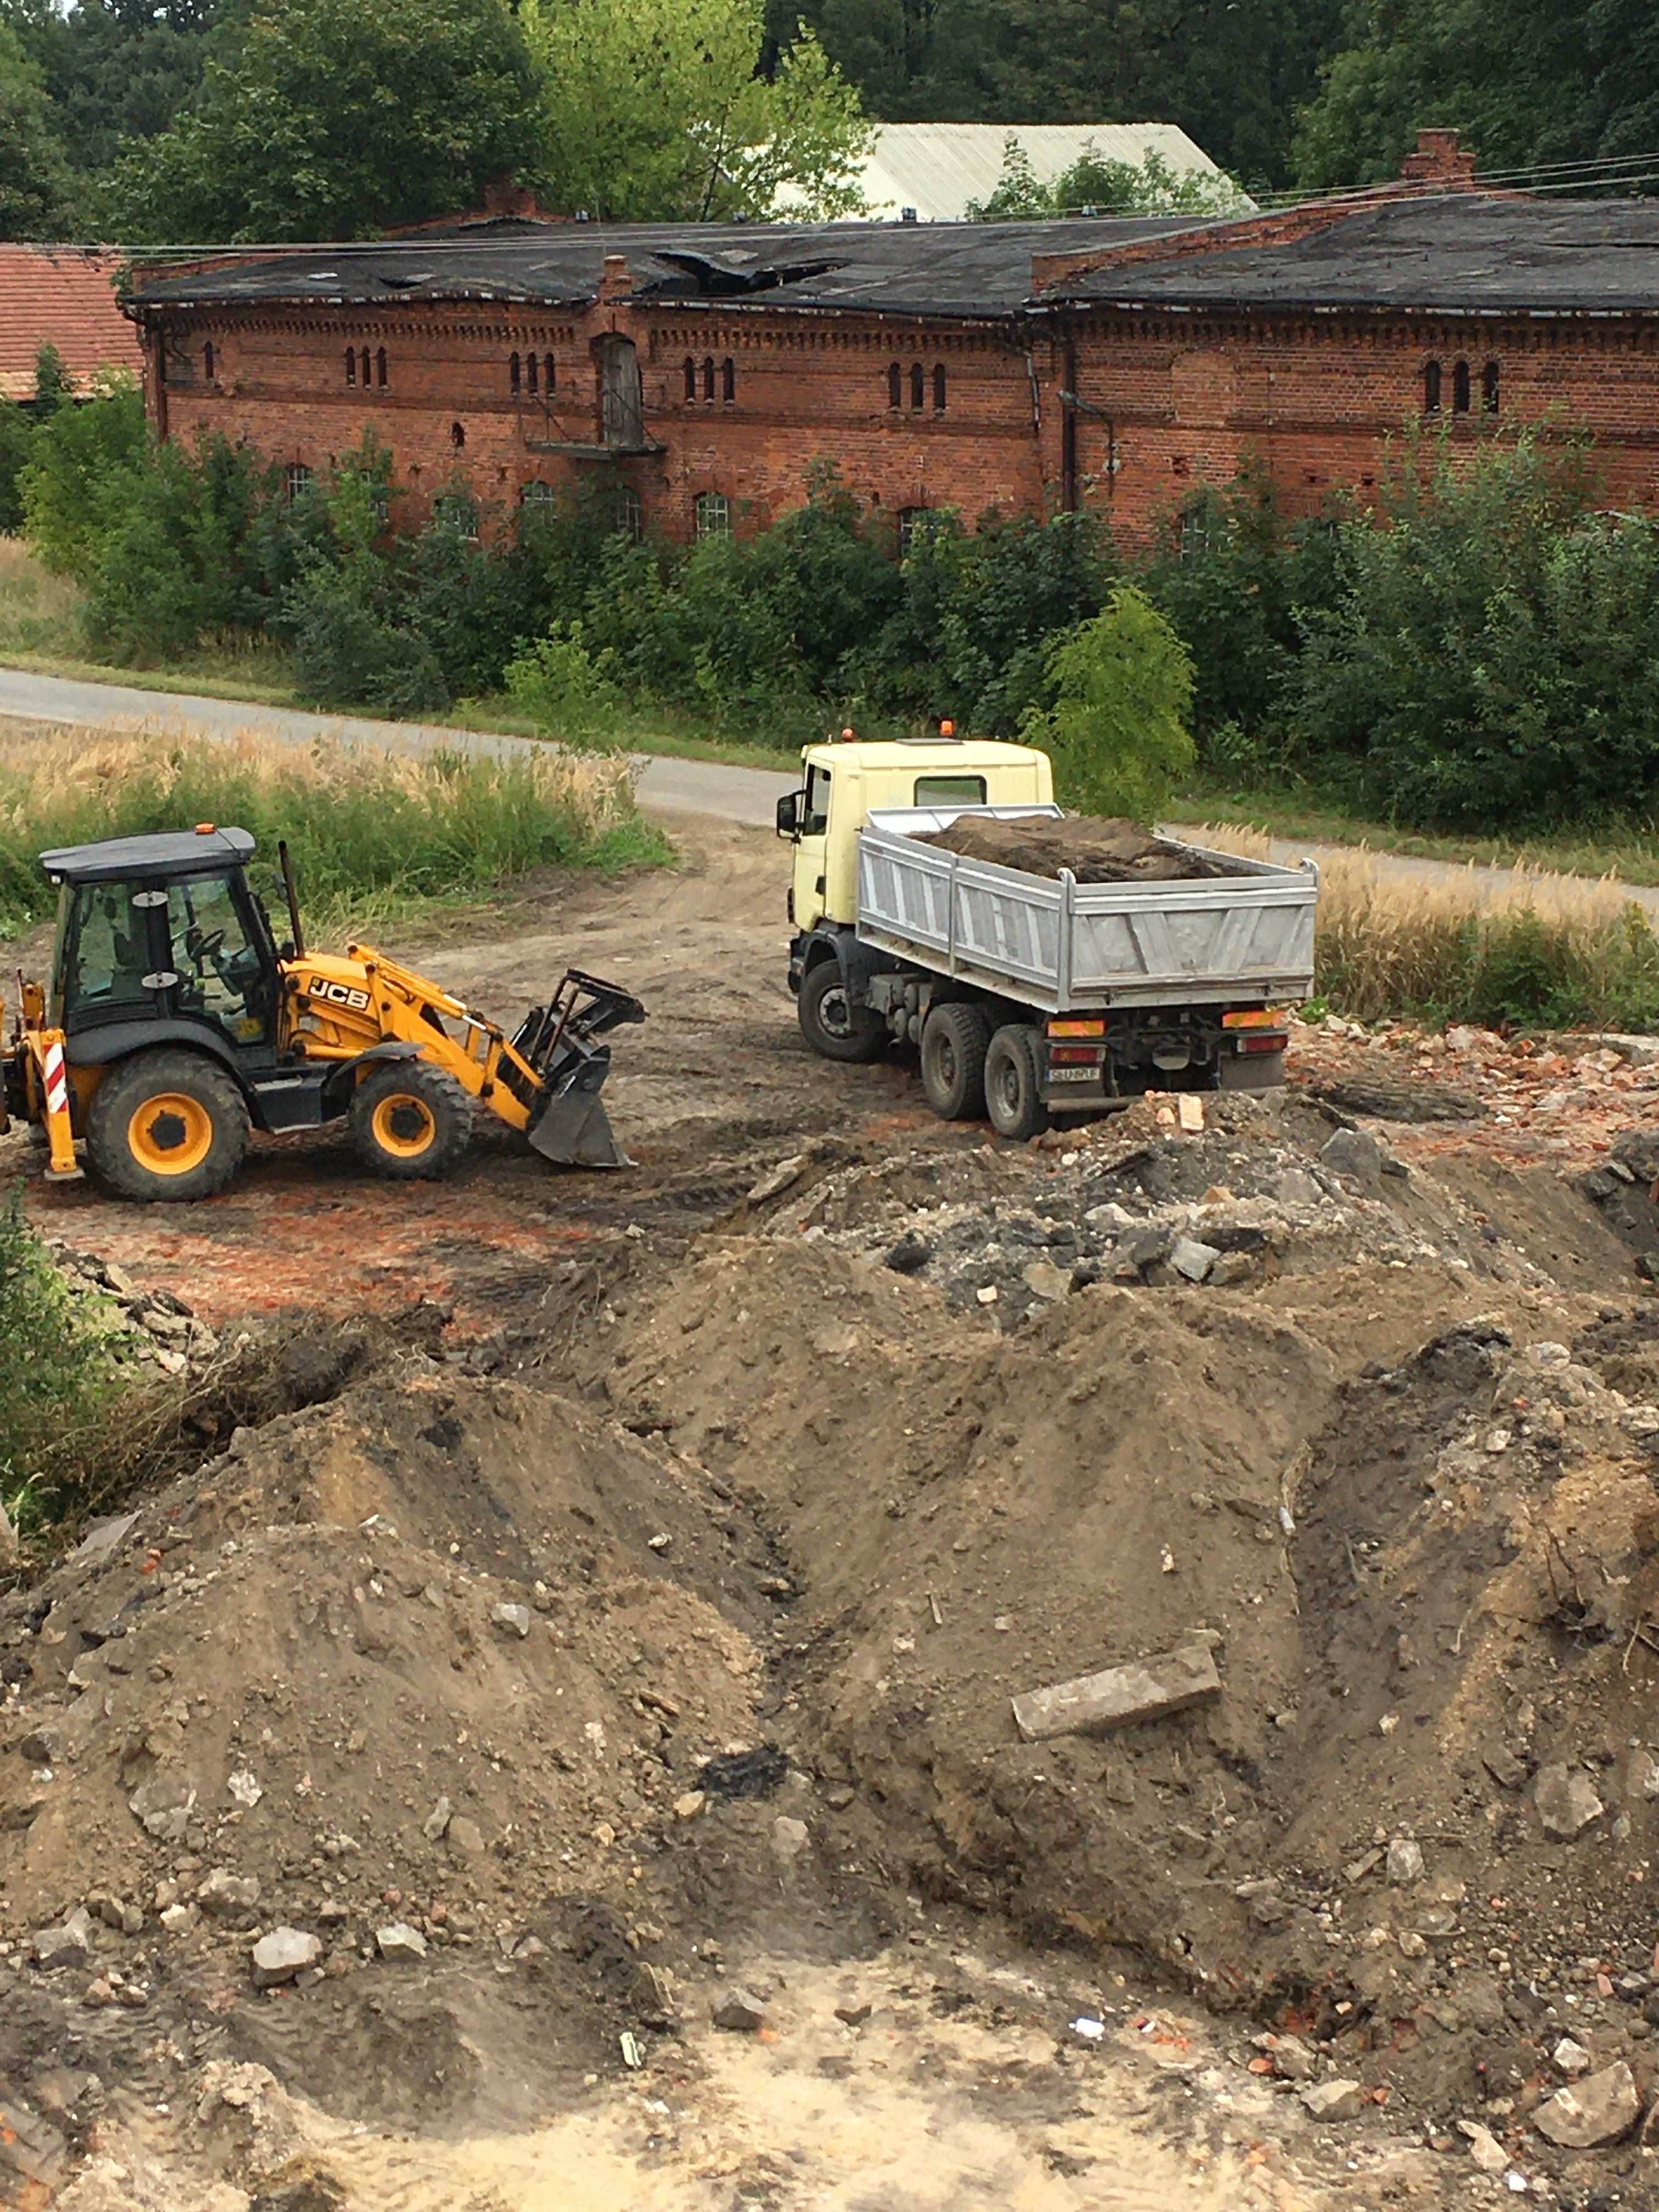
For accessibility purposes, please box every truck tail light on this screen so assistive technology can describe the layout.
[1048,1042,1105,1065]
[1049,1019,1105,1037]
[1238,1031,1289,1056]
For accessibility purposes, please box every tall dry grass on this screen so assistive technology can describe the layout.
[1201,823,1659,1030]
[0,720,665,939]
[0,534,84,656]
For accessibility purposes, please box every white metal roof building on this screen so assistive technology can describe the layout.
[840,121,1239,223]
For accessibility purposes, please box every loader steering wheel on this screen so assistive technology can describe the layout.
[187,926,227,968]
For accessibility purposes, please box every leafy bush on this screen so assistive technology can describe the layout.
[1284,431,1653,828]
[0,1193,117,1525]
[1022,585,1196,818]
[19,370,148,584]
[0,405,34,536]
[504,622,621,743]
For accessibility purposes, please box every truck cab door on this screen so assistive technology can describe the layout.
[792,760,834,931]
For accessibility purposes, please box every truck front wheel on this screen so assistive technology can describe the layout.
[985,1025,1051,1142]
[920,1002,992,1120]
[798,961,886,1064]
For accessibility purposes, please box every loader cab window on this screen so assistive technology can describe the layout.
[165,872,272,1044]
[802,763,833,837]
[57,881,160,1029]
[914,774,986,807]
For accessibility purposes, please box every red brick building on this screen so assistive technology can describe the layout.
[122,134,1659,547]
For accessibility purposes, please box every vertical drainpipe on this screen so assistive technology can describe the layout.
[1060,331,1079,516]
[144,319,168,442]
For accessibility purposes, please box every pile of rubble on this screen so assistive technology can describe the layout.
[46,1244,218,1376]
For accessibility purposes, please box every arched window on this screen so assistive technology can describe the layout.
[527,351,539,395]
[284,461,312,505]
[1423,359,1441,414]
[721,356,735,403]
[521,480,557,509]
[359,347,371,387]
[543,353,556,392]
[887,362,901,410]
[203,341,215,383]
[1482,359,1500,415]
[898,505,931,555]
[695,490,731,540]
[345,348,356,387]
[1452,359,1471,414]
[375,347,387,388]
[684,356,696,400]
[509,351,521,394]
[702,356,715,400]
[436,492,478,540]
[932,363,945,413]
[910,362,924,411]
[613,485,644,541]
[450,421,465,449]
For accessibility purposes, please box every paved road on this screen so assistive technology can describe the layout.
[3,664,1657,917]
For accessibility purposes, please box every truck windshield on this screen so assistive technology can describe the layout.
[803,764,832,837]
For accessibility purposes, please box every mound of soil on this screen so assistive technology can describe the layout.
[919,814,1253,884]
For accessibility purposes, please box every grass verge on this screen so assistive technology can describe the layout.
[0,721,670,944]
[1204,823,1659,1031]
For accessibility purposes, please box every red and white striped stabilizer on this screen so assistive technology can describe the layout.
[43,1038,68,1120]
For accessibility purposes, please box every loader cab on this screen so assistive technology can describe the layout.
[44,826,280,1067]
[776,734,1053,930]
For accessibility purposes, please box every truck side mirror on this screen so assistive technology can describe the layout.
[775,791,802,839]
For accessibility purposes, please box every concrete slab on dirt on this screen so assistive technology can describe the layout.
[1011,1641,1222,1742]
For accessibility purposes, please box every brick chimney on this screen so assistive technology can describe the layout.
[1400,128,1479,192]
[599,255,632,302]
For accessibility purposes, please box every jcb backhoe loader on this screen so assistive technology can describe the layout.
[1,824,644,1201]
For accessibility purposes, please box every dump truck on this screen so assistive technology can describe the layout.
[2,825,644,1201]
[776,734,1318,1138]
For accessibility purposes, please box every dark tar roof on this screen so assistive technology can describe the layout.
[41,826,256,884]
[126,213,1200,320]
[1057,193,1659,315]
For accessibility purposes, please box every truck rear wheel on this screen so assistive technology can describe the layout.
[920,1002,992,1120]
[798,960,885,1064]
[86,1049,250,1203]
[985,1024,1051,1142]
[350,1060,473,1180]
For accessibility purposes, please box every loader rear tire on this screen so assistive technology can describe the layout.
[350,1059,473,1181]
[87,1049,249,1203]
[920,1002,992,1120]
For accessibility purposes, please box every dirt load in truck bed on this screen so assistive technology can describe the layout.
[918,812,1256,883]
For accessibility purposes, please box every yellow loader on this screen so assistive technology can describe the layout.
[2,824,644,1201]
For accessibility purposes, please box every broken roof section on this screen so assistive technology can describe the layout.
[124,213,1203,323]
[0,245,143,401]
[1045,193,1659,317]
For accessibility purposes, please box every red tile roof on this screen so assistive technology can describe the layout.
[0,246,143,403]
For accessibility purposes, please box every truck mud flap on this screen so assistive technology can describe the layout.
[527,1058,629,1169]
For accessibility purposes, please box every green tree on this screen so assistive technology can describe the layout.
[969,137,1253,220]
[1291,0,1640,189]
[19,370,148,581]
[109,0,542,242]
[0,19,73,238]
[523,0,871,221]
[0,405,33,533]
[1020,585,1197,819]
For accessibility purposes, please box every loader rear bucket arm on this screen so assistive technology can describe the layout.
[16,1018,83,1181]
[510,969,646,1170]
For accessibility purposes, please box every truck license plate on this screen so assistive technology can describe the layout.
[1048,1066,1100,1083]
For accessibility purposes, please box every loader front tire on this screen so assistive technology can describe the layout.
[350,1059,473,1181]
[87,1050,250,1203]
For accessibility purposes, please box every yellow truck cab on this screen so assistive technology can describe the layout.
[780,734,1052,935]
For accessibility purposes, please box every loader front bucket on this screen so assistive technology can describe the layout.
[527,1056,628,1169]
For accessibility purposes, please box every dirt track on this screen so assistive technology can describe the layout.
[7,815,1659,2210]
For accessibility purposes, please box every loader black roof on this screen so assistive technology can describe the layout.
[40,826,256,885]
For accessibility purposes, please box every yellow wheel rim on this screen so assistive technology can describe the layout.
[371,1092,437,1159]
[128,1091,215,1177]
